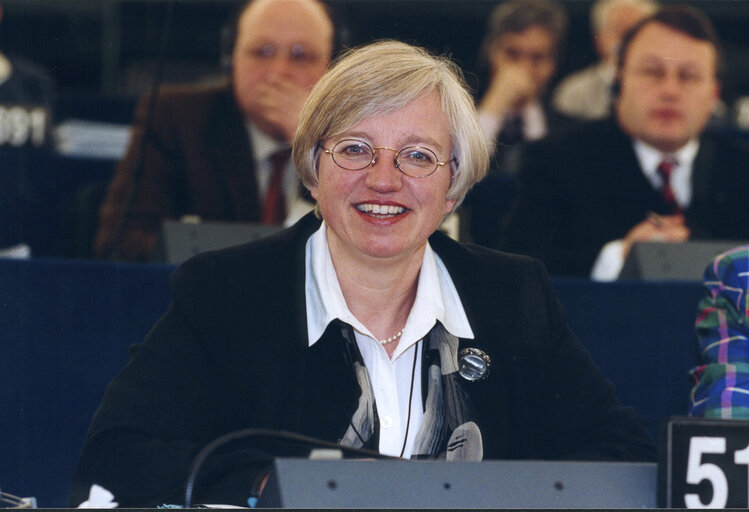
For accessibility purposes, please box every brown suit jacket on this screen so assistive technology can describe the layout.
[94,82,260,261]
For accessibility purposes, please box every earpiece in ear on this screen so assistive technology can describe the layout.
[219,23,235,73]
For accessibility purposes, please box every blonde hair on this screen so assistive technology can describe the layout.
[293,40,489,207]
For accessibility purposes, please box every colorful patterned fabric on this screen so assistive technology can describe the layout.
[689,245,749,418]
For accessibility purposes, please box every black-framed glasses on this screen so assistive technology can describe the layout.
[322,139,451,178]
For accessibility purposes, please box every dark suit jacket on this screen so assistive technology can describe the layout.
[94,82,260,261]
[498,118,749,277]
[463,104,578,247]
[71,213,654,507]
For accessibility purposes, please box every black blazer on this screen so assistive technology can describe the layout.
[71,213,654,507]
[499,118,749,277]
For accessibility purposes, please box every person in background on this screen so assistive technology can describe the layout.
[499,5,749,279]
[70,40,654,508]
[689,245,749,419]
[552,0,657,121]
[93,0,336,261]
[466,0,576,246]
[0,4,55,149]
[0,3,56,255]
[476,0,573,168]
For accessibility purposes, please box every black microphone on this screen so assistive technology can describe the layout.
[183,428,400,508]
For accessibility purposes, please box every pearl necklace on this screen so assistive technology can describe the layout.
[377,327,405,345]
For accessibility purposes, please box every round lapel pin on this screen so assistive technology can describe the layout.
[458,348,491,381]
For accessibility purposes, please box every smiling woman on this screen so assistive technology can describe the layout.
[71,40,655,508]
[292,41,489,359]
[312,93,457,271]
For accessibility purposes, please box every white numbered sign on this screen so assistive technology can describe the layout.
[660,417,749,508]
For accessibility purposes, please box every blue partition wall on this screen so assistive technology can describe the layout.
[0,258,705,507]
[0,259,174,507]
[554,278,704,436]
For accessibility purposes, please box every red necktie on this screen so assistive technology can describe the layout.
[656,157,680,214]
[261,148,291,225]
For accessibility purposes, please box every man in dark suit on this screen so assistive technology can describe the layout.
[466,0,577,245]
[499,5,749,278]
[93,0,335,261]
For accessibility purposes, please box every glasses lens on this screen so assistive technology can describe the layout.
[332,140,373,170]
[396,146,439,177]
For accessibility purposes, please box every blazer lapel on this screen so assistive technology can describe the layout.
[206,86,261,220]
[277,216,360,443]
[608,127,662,207]
[427,232,513,457]
[689,135,714,209]
[684,135,717,238]
[296,323,362,443]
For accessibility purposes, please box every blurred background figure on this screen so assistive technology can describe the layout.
[552,0,658,121]
[93,0,336,261]
[499,5,749,278]
[689,245,749,419]
[465,0,576,246]
[477,0,572,166]
[0,4,55,149]
[0,3,56,256]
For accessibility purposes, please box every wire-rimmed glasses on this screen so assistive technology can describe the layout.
[322,139,451,178]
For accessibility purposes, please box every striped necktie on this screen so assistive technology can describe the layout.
[656,157,680,214]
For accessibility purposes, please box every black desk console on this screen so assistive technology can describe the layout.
[259,458,657,508]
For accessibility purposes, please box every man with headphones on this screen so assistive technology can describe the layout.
[94,0,336,261]
[498,5,749,279]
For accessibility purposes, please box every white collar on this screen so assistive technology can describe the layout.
[522,100,547,141]
[633,138,699,175]
[632,138,699,208]
[247,120,287,162]
[478,99,548,146]
[501,100,547,141]
[304,222,474,360]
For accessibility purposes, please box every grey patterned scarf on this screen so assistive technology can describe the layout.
[338,322,483,461]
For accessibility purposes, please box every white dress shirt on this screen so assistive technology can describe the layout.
[305,222,474,457]
[478,100,548,152]
[590,138,700,281]
[246,122,313,225]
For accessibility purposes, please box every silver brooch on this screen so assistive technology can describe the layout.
[458,348,491,381]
